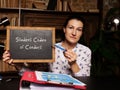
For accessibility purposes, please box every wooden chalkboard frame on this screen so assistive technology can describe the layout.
[6,26,55,63]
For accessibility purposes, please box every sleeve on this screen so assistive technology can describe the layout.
[49,47,64,74]
[74,48,91,77]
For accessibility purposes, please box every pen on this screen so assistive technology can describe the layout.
[54,44,66,52]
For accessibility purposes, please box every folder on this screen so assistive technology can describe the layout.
[19,71,86,90]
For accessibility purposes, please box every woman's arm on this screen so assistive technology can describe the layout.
[64,50,80,73]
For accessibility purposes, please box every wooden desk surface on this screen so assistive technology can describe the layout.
[0,73,120,90]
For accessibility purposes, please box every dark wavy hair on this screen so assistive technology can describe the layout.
[63,15,85,28]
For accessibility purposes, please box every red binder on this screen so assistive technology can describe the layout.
[20,71,86,90]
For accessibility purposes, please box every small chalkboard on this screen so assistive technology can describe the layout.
[6,26,55,63]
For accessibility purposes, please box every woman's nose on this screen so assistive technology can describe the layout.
[72,29,77,35]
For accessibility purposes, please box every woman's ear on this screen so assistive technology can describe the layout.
[63,28,65,33]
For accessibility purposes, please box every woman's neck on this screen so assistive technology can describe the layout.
[62,41,77,50]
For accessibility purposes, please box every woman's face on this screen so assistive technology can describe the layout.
[63,19,83,44]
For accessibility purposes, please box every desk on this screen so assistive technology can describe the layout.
[0,76,20,90]
[0,75,120,90]
[77,77,120,90]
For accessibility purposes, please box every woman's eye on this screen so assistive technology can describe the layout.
[68,26,73,29]
[77,28,83,31]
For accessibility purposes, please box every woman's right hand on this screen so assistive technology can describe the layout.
[2,50,14,66]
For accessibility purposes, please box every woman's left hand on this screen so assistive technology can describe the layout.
[63,50,77,65]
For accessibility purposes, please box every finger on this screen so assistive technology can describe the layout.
[8,59,15,66]
[2,52,10,59]
[3,56,11,62]
[64,52,72,59]
[64,52,77,63]
[8,59,13,64]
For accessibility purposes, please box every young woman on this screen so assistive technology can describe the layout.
[2,15,91,77]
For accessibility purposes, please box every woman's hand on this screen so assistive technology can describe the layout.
[63,50,77,65]
[2,50,29,73]
[64,50,80,73]
[2,50,14,66]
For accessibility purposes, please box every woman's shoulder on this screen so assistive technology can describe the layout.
[77,43,91,53]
